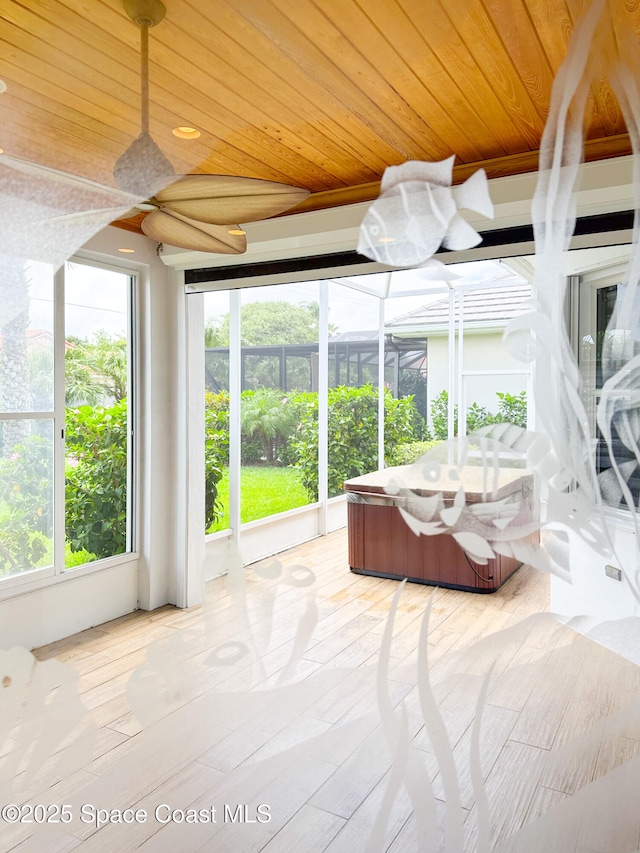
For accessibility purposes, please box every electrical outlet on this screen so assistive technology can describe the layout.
[605,564,622,581]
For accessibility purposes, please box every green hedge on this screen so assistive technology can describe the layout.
[385,439,443,467]
[290,384,422,500]
[204,385,426,504]
[65,402,129,558]
[429,390,527,439]
[0,434,53,575]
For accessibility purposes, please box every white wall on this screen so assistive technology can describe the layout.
[427,328,528,426]
[550,516,640,662]
[0,562,139,650]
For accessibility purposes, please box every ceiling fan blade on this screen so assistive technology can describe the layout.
[37,207,142,227]
[141,209,247,254]
[1,154,136,204]
[154,175,310,224]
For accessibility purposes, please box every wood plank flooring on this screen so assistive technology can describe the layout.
[3,528,639,852]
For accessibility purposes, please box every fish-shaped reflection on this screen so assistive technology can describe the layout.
[358,156,494,266]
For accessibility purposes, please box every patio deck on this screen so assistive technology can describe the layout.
[15,528,640,852]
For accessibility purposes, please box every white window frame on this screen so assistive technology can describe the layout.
[0,254,139,598]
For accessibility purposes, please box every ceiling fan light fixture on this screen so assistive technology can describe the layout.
[113,131,175,197]
[123,0,166,27]
[228,228,245,235]
[173,126,201,139]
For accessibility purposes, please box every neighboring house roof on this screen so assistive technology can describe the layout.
[0,330,75,351]
[328,330,380,342]
[387,284,532,332]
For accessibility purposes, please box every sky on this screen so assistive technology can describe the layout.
[23,257,526,342]
[26,260,129,340]
[203,259,529,335]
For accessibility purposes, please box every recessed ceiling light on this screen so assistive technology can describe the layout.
[118,247,135,253]
[0,148,4,155]
[172,126,201,139]
[228,228,246,236]
[378,236,396,243]
[0,80,7,94]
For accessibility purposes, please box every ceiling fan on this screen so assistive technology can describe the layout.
[0,0,309,259]
[113,0,310,253]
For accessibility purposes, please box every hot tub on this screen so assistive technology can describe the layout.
[344,464,538,593]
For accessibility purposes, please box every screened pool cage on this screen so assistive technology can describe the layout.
[203,261,532,430]
[205,338,429,419]
[192,256,540,567]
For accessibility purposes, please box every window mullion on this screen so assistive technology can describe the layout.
[127,274,136,554]
[53,265,66,576]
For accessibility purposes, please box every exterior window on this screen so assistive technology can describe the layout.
[0,260,55,578]
[204,290,231,533]
[64,261,133,567]
[0,257,135,582]
[580,279,640,507]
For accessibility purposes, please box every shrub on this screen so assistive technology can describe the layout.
[0,529,49,577]
[430,389,528,437]
[0,434,53,575]
[65,402,129,559]
[203,391,228,526]
[0,434,53,536]
[386,439,442,467]
[205,392,230,461]
[430,390,457,440]
[466,401,494,432]
[495,391,527,428]
[64,543,98,568]
[204,434,223,529]
[399,370,428,426]
[291,384,422,500]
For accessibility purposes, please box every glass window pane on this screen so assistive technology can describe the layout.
[243,354,280,390]
[0,260,54,413]
[584,281,640,507]
[286,356,313,392]
[0,418,54,577]
[64,262,131,568]
[240,283,319,521]
[204,291,230,533]
[328,282,379,497]
[462,375,529,426]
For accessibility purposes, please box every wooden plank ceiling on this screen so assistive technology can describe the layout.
[0,0,637,236]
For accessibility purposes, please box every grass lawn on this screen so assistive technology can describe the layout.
[208,466,312,532]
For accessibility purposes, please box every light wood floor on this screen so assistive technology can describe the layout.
[7,528,640,852]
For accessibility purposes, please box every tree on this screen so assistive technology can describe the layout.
[0,259,31,455]
[65,331,127,406]
[240,388,299,464]
[205,301,321,347]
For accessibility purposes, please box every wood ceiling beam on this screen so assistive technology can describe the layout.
[110,131,632,237]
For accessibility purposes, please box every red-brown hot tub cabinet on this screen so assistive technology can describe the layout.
[344,465,537,593]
